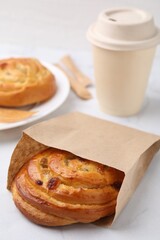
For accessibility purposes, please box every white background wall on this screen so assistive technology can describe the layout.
[0,0,160,50]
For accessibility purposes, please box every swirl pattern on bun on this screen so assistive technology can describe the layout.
[11,148,124,226]
[0,58,56,107]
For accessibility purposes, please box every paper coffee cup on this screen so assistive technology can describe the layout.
[87,8,160,116]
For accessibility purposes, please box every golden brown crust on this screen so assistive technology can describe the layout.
[0,58,56,107]
[11,148,124,226]
[12,183,76,226]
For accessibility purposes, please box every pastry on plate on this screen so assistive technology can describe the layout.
[0,107,36,123]
[0,58,56,107]
[11,148,124,226]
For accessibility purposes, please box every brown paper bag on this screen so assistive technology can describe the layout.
[7,112,160,226]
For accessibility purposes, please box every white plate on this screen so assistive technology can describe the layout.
[0,62,70,130]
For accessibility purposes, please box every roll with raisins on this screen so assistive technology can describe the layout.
[11,148,124,226]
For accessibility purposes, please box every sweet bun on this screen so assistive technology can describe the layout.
[11,148,124,226]
[0,58,56,107]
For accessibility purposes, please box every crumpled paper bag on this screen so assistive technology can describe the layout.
[7,112,160,226]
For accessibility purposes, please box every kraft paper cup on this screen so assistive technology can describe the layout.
[87,7,160,116]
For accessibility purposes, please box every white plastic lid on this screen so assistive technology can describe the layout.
[87,7,160,50]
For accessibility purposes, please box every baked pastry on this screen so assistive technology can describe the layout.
[11,148,124,226]
[0,107,35,123]
[0,58,56,107]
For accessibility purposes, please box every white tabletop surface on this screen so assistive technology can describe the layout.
[0,0,160,239]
